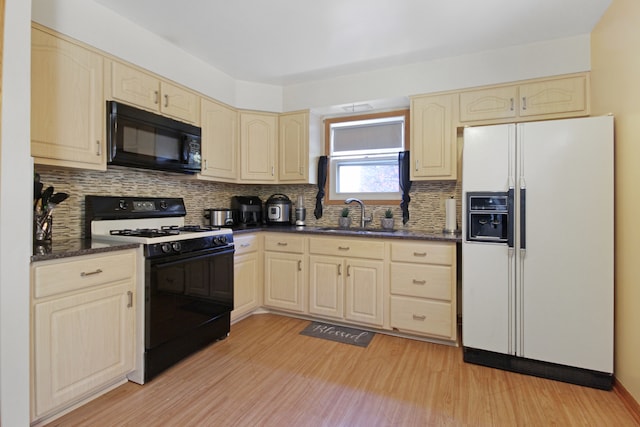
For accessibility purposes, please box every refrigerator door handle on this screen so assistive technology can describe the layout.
[507,188,515,248]
[520,187,526,250]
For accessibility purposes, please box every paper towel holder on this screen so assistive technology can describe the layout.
[443,196,460,235]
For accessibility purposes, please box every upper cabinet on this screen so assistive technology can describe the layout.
[278,111,309,183]
[459,73,589,124]
[106,60,200,125]
[198,98,239,182]
[410,93,457,181]
[31,26,106,170]
[239,111,279,182]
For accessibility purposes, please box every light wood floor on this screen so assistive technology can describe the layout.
[48,314,638,426]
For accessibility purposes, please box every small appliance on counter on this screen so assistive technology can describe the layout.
[265,194,292,225]
[295,194,306,226]
[204,208,236,227]
[231,196,263,228]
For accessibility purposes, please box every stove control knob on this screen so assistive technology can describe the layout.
[160,242,172,253]
[159,200,168,210]
[171,242,182,252]
[118,200,128,210]
[218,235,227,244]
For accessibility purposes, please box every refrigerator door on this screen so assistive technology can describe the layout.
[462,124,516,354]
[516,116,613,373]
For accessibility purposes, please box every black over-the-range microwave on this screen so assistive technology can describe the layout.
[107,101,202,174]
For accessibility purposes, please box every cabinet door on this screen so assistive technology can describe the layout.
[345,258,384,327]
[240,112,278,182]
[200,98,238,181]
[309,255,344,319]
[459,85,518,122]
[232,252,261,321]
[410,94,457,180]
[109,61,160,113]
[32,280,134,417]
[518,75,588,118]
[31,28,105,169]
[160,81,200,124]
[264,252,305,312]
[278,111,308,182]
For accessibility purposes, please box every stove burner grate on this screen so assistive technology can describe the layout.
[110,228,181,238]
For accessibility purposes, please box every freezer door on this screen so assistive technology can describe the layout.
[462,124,517,354]
[516,116,613,373]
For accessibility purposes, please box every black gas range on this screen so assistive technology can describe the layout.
[86,196,234,382]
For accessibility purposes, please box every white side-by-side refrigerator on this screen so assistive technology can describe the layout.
[461,116,614,389]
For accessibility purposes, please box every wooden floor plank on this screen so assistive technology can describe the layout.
[45,314,639,426]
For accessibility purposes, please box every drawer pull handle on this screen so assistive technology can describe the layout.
[154,90,159,104]
[277,242,288,246]
[80,269,103,277]
[338,264,342,275]
[164,94,169,108]
[240,243,250,248]
[297,260,302,271]
[347,265,351,277]
[413,314,426,321]
[413,252,427,257]
[338,246,350,251]
[413,279,427,285]
[127,291,133,308]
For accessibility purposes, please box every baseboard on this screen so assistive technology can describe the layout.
[613,378,640,424]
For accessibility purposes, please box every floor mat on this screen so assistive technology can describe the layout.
[299,321,375,347]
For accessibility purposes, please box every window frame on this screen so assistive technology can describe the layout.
[323,109,410,205]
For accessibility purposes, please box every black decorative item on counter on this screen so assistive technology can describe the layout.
[33,173,69,243]
[399,151,412,225]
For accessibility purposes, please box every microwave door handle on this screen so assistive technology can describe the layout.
[181,136,189,164]
[507,188,515,248]
[109,115,118,161]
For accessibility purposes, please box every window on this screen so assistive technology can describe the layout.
[325,110,409,203]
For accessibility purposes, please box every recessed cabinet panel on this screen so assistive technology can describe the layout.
[519,75,588,118]
[459,86,518,122]
[279,112,309,182]
[199,98,238,181]
[410,94,457,180]
[240,112,278,182]
[31,27,105,169]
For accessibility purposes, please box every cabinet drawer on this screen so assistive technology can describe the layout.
[390,296,453,339]
[234,234,260,255]
[309,237,384,259]
[264,234,305,253]
[390,263,452,301]
[390,241,453,265]
[33,251,136,299]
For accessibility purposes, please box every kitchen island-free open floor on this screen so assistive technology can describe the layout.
[47,314,638,426]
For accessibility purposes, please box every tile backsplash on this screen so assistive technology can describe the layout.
[36,165,461,240]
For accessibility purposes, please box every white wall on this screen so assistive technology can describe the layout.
[284,35,591,112]
[1,0,33,425]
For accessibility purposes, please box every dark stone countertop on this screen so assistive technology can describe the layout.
[31,239,140,263]
[232,225,462,242]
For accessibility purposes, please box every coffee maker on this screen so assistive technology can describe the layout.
[231,196,263,228]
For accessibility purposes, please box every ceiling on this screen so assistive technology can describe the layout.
[93,0,611,86]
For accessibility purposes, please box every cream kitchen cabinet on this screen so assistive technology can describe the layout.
[232,233,262,321]
[459,73,589,124]
[309,237,385,327]
[278,111,309,183]
[263,233,306,313]
[410,93,458,181]
[388,241,457,343]
[106,60,200,124]
[199,97,239,182]
[30,249,137,422]
[239,111,279,182]
[31,25,106,170]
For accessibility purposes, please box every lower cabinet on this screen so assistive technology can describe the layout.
[388,241,457,342]
[232,233,262,321]
[31,249,137,421]
[309,237,384,327]
[263,234,306,313]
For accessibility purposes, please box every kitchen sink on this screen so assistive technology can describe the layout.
[313,227,400,235]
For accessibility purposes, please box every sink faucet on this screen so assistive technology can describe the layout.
[345,198,372,228]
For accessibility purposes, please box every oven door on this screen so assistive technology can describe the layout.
[145,246,234,350]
